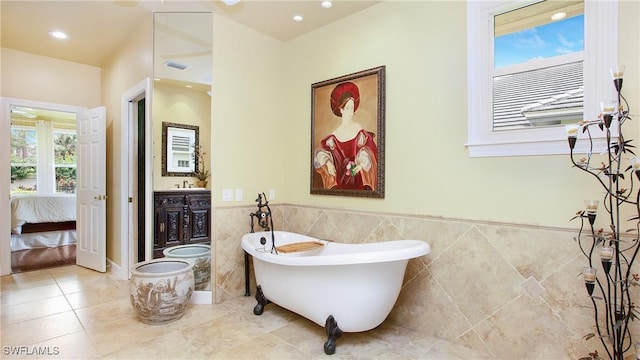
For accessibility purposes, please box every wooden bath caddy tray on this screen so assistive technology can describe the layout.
[276,241,324,253]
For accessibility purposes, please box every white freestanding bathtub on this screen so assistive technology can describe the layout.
[241,231,430,355]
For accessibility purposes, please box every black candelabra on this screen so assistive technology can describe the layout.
[566,65,640,360]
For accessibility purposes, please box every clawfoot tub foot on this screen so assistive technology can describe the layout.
[253,285,271,315]
[323,315,342,355]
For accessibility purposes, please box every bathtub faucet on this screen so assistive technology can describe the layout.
[250,192,278,254]
[251,193,270,231]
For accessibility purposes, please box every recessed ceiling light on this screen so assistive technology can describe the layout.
[321,1,332,8]
[551,12,566,21]
[48,30,68,39]
[292,14,304,22]
[185,84,193,88]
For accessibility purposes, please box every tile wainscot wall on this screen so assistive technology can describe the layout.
[213,205,640,359]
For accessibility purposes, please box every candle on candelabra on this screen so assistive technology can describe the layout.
[610,65,625,92]
[585,200,599,214]
[566,124,579,149]
[566,124,579,137]
[601,101,616,128]
[601,102,616,114]
[600,246,614,261]
[583,266,597,295]
[583,267,597,283]
[600,246,614,273]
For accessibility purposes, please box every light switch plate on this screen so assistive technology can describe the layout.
[222,189,233,202]
[269,189,275,200]
[235,189,243,202]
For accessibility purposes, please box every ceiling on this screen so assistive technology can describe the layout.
[1,0,380,68]
[3,0,580,123]
[2,0,379,122]
[495,0,583,37]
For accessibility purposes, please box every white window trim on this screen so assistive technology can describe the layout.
[466,0,619,157]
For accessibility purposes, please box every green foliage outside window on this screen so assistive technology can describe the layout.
[11,166,36,181]
[10,127,76,193]
[10,129,36,164]
[56,167,76,193]
[54,133,77,164]
[10,166,37,193]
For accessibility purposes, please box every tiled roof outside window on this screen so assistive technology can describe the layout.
[493,61,583,130]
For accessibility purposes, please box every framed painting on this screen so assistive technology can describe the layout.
[310,65,385,198]
[162,122,199,176]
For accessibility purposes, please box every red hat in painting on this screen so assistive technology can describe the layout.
[330,82,360,117]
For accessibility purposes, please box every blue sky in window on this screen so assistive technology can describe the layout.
[495,15,584,68]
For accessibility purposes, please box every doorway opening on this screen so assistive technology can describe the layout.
[9,106,78,273]
[3,98,106,276]
[135,98,146,263]
[121,78,152,280]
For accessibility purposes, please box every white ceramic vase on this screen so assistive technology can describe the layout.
[130,258,194,324]
[163,244,211,290]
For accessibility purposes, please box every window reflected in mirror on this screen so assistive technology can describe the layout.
[161,122,199,176]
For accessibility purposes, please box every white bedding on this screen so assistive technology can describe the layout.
[10,194,76,234]
[11,230,77,251]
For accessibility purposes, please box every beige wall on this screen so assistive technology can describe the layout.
[0,48,102,274]
[1,48,101,107]
[100,17,153,266]
[210,14,285,207]
[275,1,639,229]
[1,16,152,271]
[152,82,211,191]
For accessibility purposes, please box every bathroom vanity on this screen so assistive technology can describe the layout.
[153,190,211,258]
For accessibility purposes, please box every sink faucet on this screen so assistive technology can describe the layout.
[183,179,188,188]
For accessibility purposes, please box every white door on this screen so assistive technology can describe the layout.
[76,107,106,272]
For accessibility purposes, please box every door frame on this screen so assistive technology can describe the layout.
[119,78,152,280]
[0,97,86,275]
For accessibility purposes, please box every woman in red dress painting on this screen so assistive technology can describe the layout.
[314,81,378,190]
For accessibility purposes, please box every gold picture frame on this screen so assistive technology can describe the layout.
[310,66,385,198]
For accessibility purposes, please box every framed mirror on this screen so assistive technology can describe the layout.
[161,122,199,176]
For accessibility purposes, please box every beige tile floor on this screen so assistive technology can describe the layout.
[1,265,488,359]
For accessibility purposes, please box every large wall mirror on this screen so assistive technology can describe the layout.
[152,12,212,293]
